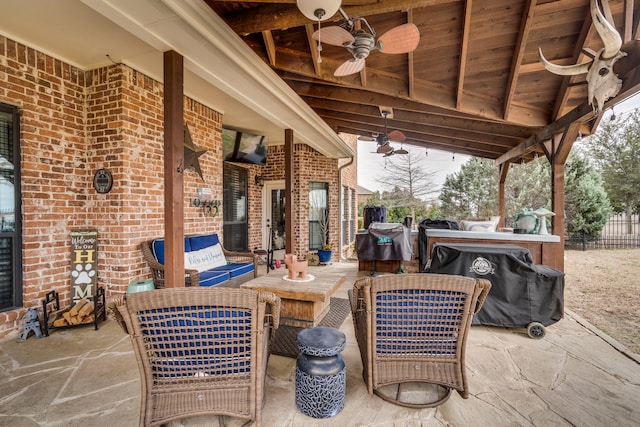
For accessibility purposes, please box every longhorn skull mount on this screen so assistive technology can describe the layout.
[539,0,627,114]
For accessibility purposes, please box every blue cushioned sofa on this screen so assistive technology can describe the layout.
[141,234,258,288]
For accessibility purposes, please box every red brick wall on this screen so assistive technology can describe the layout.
[0,36,227,339]
[0,36,88,336]
[0,34,357,340]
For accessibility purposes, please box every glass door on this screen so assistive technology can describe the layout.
[263,180,285,253]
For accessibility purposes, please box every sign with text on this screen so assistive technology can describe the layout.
[70,229,98,302]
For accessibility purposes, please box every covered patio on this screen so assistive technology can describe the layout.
[1,1,640,424]
[1,262,639,426]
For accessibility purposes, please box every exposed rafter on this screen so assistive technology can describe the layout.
[207,0,640,164]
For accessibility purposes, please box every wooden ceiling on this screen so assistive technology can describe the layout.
[206,0,640,164]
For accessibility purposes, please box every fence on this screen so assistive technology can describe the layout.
[565,213,640,250]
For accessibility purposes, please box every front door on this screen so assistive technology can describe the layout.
[263,180,285,253]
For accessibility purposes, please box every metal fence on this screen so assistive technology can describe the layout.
[565,214,640,250]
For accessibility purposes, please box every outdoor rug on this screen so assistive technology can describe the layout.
[270,297,351,358]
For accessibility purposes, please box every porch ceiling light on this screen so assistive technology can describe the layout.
[296,0,341,21]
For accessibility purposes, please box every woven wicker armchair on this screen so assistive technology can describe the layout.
[140,237,258,289]
[108,287,280,427]
[349,273,491,408]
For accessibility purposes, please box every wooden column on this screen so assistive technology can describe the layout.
[498,163,509,228]
[284,129,294,255]
[163,50,185,288]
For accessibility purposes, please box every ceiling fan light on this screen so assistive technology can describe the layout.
[297,0,341,22]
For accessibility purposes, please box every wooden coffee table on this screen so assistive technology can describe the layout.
[240,271,346,328]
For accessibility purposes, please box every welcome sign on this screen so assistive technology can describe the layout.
[70,229,98,302]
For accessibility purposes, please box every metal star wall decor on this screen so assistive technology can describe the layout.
[183,125,207,181]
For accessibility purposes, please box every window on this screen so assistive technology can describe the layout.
[309,182,328,250]
[222,163,248,252]
[342,186,348,246]
[0,103,22,311]
[350,187,356,244]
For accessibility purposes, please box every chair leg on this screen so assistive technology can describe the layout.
[373,382,453,408]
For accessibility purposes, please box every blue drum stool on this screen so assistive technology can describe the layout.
[295,326,346,418]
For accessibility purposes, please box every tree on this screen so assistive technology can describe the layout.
[373,151,439,226]
[581,108,640,232]
[438,154,609,237]
[438,157,497,221]
[564,151,611,237]
[504,158,550,220]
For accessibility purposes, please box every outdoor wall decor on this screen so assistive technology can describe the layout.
[70,229,98,302]
[93,168,113,194]
[183,124,207,180]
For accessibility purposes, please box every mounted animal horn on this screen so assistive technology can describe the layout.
[538,0,627,113]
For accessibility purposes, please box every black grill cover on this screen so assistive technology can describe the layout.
[427,243,564,328]
[363,205,387,229]
[356,223,413,261]
[417,219,460,271]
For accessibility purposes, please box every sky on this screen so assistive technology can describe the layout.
[357,93,640,195]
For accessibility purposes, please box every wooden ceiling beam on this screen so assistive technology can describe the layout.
[408,7,416,98]
[302,96,534,139]
[304,24,321,76]
[221,0,460,35]
[456,0,472,110]
[262,30,277,66]
[331,120,502,158]
[279,63,549,126]
[316,107,520,149]
[504,0,536,121]
[496,101,594,166]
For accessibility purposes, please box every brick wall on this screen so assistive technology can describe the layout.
[0,36,227,340]
[0,34,358,340]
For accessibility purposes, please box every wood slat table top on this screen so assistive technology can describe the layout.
[240,271,346,302]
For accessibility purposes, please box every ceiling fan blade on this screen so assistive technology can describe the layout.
[395,148,409,154]
[377,143,393,153]
[312,26,354,47]
[387,130,406,142]
[378,23,420,54]
[334,58,365,76]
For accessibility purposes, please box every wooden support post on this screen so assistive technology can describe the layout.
[284,129,294,255]
[550,132,567,272]
[163,50,185,288]
[498,163,509,228]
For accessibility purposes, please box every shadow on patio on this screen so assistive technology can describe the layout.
[1,262,639,426]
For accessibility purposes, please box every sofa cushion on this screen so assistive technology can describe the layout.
[152,238,191,265]
[185,244,227,272]
[189,234,220,251]
[195,270,231,287]
[211,262,254,278]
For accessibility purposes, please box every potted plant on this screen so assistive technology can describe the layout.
[310,189,332,264]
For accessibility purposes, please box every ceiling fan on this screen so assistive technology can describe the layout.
[312,8,420,77]
[361,107,408,156]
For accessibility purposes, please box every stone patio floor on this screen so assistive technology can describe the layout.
[1,262,639,426]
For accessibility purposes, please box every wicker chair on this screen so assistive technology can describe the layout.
[349,273,491,408]
[109,287,280,427]
[140,238,258,289]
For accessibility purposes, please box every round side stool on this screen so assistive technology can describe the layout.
[295,326,346,418]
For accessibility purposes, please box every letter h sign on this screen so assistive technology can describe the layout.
[70,230,99,302]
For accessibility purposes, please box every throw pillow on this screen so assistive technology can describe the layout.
[185,244,227,272]
[461,219,498,232]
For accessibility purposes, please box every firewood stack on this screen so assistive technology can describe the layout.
[52,297,95,327]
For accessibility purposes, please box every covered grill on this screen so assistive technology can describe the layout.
[427,242,564,339]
